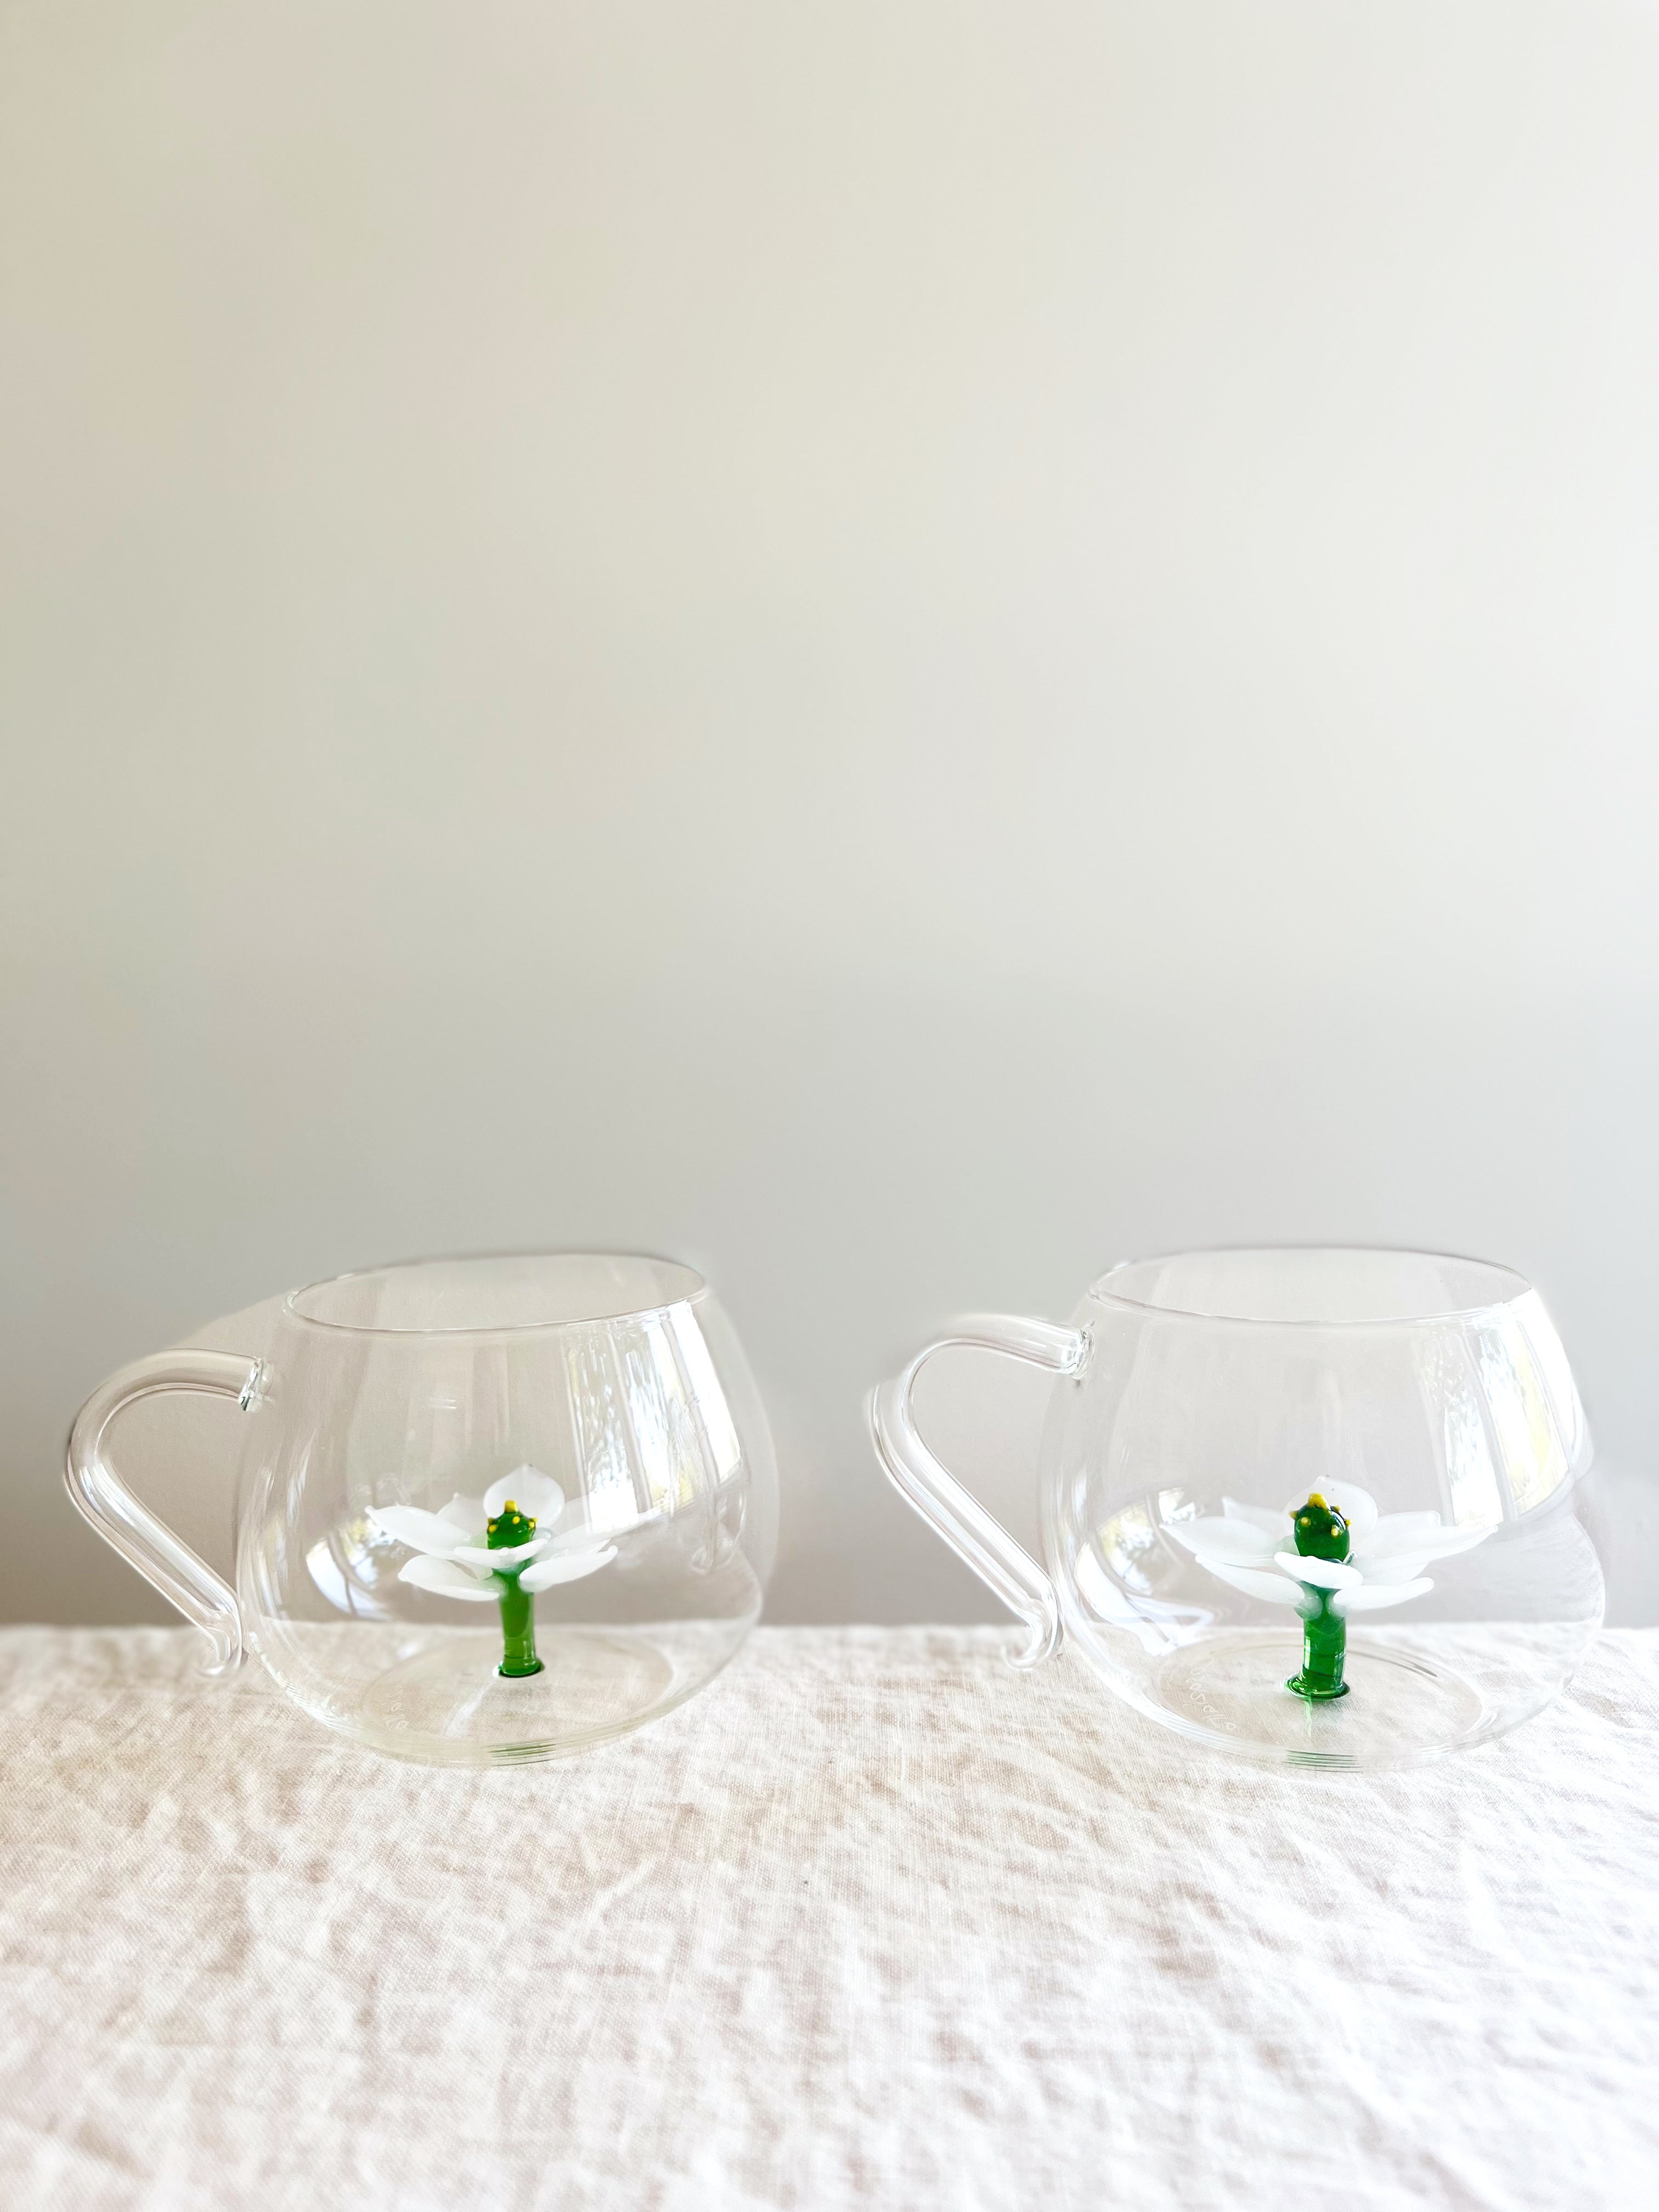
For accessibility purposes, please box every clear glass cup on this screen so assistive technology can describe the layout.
[68,1254,778,1767]
[872,1247,1604,1771]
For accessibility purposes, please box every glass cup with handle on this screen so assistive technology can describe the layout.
[68,1252,778,1767]
[872,1246,1604,1770]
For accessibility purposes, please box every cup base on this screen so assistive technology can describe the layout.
[359,1628,678,1760]
[252,1612,758,1767]
[1152,1629,1488,1768]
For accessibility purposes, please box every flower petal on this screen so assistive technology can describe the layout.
[1273,1551,1363,1592]
[1203,1559,1314,1611]
[1411,1523,1494,1562]
[449,1534,553,1573]
[1360,1508,1441,1546]
[1166,1516,1278,1564]
[1334,1576,1433,1614]
[1222,1498,1289,1538]
[437,1494,488,1534]
[1357,1517,1492,1567]
[1357,1551,1435,1585]
[483,1466,565,1522]
[520,1544,617,1593]
[540,1522,616,1556]
[398,1555,500,1601]
[367,1506,467,1559]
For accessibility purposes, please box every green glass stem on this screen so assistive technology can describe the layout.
[495,1571,544,1678]
[1287,1593,1348,1701]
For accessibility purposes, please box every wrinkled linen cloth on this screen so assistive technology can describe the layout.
[1,1626,1655,2212]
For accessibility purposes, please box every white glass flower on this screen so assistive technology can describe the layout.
[1169,1480,1493,1616]
[368,1465,616,1602]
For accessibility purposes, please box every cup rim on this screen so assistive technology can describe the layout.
[282,1250,710,1338]
[1087,1244,1534,1330]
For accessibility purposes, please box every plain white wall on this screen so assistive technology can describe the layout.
[3,0,1657,1632]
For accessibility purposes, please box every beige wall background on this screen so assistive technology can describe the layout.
[3,0,1657,1631]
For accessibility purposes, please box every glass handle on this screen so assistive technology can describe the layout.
[65,1349,264,1676]
[870,1313,1088,1669]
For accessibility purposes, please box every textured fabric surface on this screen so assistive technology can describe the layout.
[1,1625,1656,2211]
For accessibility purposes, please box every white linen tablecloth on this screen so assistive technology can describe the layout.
[2,1624,1655,2211]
